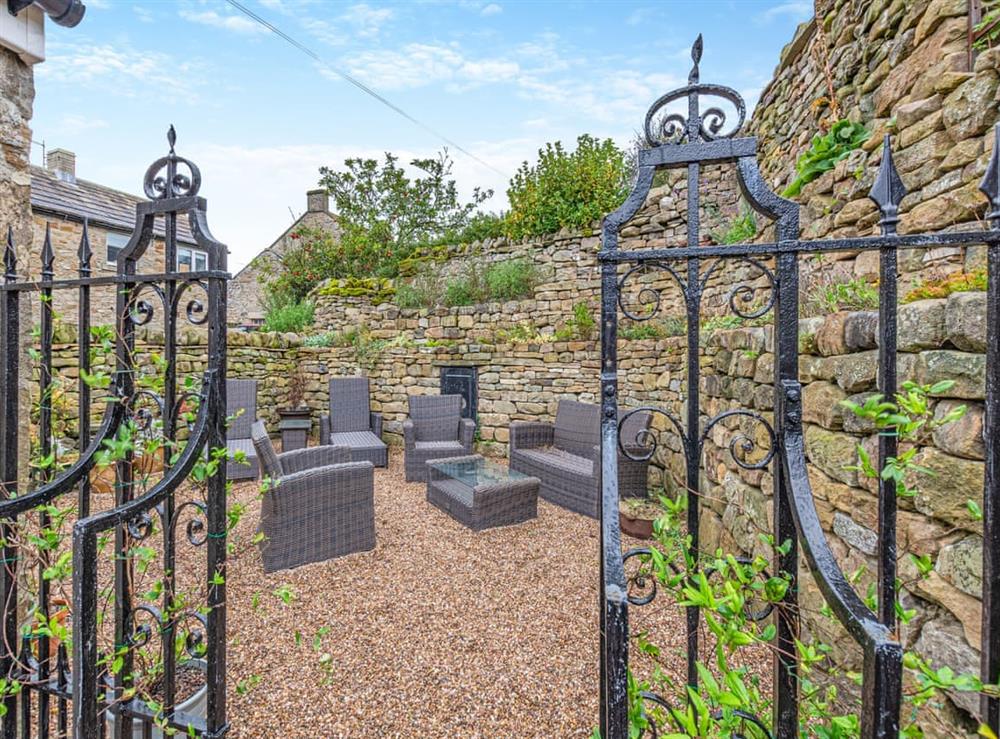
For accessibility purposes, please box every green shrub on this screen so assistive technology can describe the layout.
[812,278,880,313]
[554,301,596,341]
[781,120,869,198]
[262,299,314,333]
[505,134,630,239]
[457,212,507,243]
[444,279,478,307]
[713,207,757,245]
[484,259,538,302]
[620,323,665,341]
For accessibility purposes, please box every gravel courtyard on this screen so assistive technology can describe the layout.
[220,453,689,738]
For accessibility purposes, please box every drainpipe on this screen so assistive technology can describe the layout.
[7,0,85,27]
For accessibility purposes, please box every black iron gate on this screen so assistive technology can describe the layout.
[598,37,1000,738]
[0,129,229,738]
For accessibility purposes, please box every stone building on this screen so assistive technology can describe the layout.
[28,149,202,326]
[227,188,340,328]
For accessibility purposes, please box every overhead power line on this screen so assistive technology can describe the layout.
[224,0,508,178]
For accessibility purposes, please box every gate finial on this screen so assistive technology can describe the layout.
[979,123,1000,228]
[868,135,906,235]
[41,223,54,280]
[78,218,92,276]
[3,226,15,280]
[689,34,703,84]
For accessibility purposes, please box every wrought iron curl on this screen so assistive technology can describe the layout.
[635,691,773,738]
[124,603,164,649]
[127,283,165,327]
[174,279,209,326]
[700,257,776,320]
[700,409,775,471]
[643,36,746,146]
[127,510,157,541]
[177,611,208,660]
[623,547,659,606]
[619,406,689,462]
[143,126,202,200]
[130,389,165,436]
[172,499,208,547]
[618,262,687,322]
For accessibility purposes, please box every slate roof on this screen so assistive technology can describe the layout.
[30,165,197,245]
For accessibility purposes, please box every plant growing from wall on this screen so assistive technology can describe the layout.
[712,206,757,245]
[975,1,1000,50]
[262,296,314,333]
[781,120,869,198]
[554,302,597,341]
[902,269,987,303]
[505,134,630,239]
[808,277,880,314]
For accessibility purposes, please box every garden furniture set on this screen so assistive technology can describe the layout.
[227,378,652,570]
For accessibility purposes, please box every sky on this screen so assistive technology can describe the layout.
[31,0,813,271]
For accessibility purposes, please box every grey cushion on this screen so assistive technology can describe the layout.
[517,447,593,477]
[329,430,386,455]
[414,440,466,452]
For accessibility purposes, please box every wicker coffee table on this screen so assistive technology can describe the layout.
[426,455,539,531]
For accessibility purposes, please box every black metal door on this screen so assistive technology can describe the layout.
[440,366,478,423]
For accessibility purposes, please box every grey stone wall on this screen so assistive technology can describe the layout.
[0,45,34,488]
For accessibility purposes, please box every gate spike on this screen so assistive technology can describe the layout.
[41,222,54,280]
[78,217,92,275]
[868,135,907,235]
[3,226,16,280]
[689,34,703,84]
[979,123,1000,228]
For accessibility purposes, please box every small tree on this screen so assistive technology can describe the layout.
[504,134,630,239]
[318,149,492,269]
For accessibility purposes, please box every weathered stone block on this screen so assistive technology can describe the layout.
[915,350,986,399]
[896,298,947,351]
[933,400,985,460]
[802,381,847,429]
[833,350,878,392]
[912,447,984,532]
[804,424,859,486]
[936,535,983,598]
[944,291,986,352]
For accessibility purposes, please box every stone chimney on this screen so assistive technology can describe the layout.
[306,188,329,213]
[46,148,76,183]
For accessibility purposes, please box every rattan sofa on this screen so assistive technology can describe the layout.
[403,395,476,482]
[319,377,388,467]
[250,420,375,572]
[226,379,260,481]
[509,400,652,518]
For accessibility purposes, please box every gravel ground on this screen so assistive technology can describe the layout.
[219,455,691,738]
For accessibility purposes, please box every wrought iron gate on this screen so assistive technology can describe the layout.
[0,129,229,738]
[598,37,1000,738]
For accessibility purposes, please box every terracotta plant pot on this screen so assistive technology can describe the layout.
[619,511,655,540]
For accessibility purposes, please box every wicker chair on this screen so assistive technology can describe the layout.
[318,377,388,467]
[403,395,476,482]
[250,421,375,573]
[509,400,651,518]
[225,379,260,481]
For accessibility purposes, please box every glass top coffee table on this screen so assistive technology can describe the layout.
[425,454,539,531]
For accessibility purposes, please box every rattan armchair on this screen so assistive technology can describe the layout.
[225,379,259,481]
[403,395,476,482]
[509,400,651,518]
[318,377,388,467]
[250,421,375,572]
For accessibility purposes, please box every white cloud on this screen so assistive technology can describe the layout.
[54,113,109,133]
[342,43,518,91]
[37,42,204,101]
[132,5,154,23]
[481,3,502,16]
[178,9,266,34]
[341,3,393,38]
[758,2,812,23]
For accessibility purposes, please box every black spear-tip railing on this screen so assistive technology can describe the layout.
[0,128,230,739]
[598,35,1000,739]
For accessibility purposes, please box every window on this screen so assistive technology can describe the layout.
[106,232,129,264]
[177,246,208,272]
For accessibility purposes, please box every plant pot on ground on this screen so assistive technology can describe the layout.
[619,496,663,540]
[106,659,207,739]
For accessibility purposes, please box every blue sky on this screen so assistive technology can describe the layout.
[32,0,812,270]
